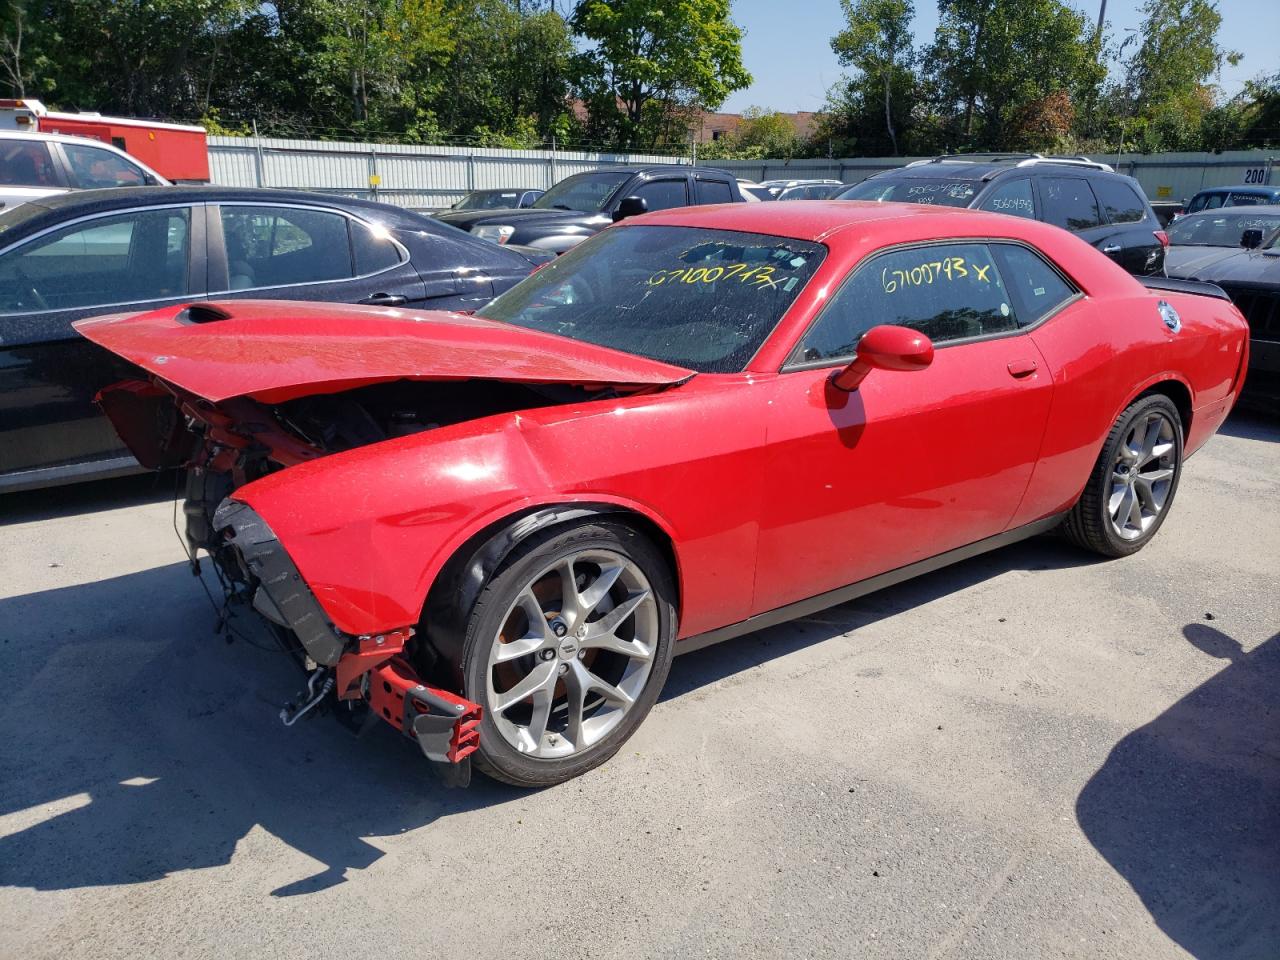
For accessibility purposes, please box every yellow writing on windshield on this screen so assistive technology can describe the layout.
[647,263,779,289]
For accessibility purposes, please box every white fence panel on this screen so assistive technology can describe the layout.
[208,136,685,209]
[208,137,1277,208]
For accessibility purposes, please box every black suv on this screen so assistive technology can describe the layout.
[435,165,743,254]
[836,154,1167,276]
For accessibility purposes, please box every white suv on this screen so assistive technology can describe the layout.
[0,131,169,211]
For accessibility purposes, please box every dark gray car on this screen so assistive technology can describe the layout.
[835,154,1167,276]
[1165,206,1280,399]
[435,165,744,254]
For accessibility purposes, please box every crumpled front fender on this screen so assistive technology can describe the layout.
[232,412,678,637]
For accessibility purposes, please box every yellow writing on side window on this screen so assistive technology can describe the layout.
[880,256,991,294]
[647,263,779,289]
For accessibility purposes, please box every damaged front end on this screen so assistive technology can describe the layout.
[79,299,694,785]
[96,376,507,785]
[218,500,481,785]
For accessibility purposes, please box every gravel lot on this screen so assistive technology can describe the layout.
[1,411,1277,960]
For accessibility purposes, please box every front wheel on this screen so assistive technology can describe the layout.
[460,520,677,787]
[1062,394,1184,557]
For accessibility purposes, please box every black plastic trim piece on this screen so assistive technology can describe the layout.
[1137,275,1231,301]
[213,499,348,665]
[676,511,1068,655]
[426,503,633,674]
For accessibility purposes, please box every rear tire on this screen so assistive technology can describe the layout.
[1061,394,1183,558]
[460,520,676,788]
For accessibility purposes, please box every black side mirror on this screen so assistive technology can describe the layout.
[612,195,648,222]
[1241,228,1264,249]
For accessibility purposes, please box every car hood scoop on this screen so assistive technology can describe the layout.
[75,299,694,404]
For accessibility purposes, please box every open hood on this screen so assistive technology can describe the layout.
[75,300,693,404]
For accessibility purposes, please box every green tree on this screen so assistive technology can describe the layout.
[925,0,1104,151]
[570,0,751,149]
[700,106,802,160]
[1112,0,1241,151]
[830,0,915,155]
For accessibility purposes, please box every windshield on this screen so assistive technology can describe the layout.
[836,178,980,207]
[456,191,524,210]
[533,172,631,212]
[1168,212,1280,247]
[477,225,826,373]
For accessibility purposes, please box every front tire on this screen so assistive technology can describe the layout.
[460,520,677,787]
[1062,394,1184,557]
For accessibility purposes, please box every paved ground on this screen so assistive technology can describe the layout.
[1,411,1277,960]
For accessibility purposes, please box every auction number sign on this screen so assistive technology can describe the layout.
[1243,168,1270,185]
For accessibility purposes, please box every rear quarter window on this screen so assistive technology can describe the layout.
[695,179,735,204]
[1093,179,1148,224]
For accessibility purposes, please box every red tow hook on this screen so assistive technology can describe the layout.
[366,657,482,764]
[333,633,482,784]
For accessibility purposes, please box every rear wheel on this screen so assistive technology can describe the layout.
[460,520,676,787]
[1062,394,1183,557]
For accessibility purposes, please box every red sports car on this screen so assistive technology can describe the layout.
[78,202,1249,787]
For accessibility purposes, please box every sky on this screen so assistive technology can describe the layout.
[721,0,1280,115]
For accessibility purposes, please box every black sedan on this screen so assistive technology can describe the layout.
[0,186,553,492]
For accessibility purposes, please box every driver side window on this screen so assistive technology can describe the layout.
[62,143,148,188]
[793,242,1017,364]
[0,207,192,313]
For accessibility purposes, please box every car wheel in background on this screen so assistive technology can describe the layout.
[461,520,677,787]
[1062,394,1184,558]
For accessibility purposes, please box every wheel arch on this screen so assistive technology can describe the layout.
[1132,377,1193,439]
[416,500,682,684]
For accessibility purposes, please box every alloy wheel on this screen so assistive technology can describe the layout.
[1109,410,1177,541]
[485,549,659,759]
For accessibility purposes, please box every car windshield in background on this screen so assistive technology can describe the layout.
[477,225,826,373]
[1225,193,1272,206]
[532,172,631,212]
[1169,212,1280,247]
[456,191,523,210]
[836,178,980,207]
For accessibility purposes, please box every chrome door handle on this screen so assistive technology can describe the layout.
[358,292,408,306]
[1102,244,1122,255]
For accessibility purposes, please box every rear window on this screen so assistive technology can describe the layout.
[1225,193,1271,207]
[1093,179,1148,224]
[0,140,60,187]
[837,178,979,208]
[1168,212,1280,247]
[478,225,826,373]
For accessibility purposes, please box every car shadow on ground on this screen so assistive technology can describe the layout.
[0,471,175,525]
[665,534,1097,701]
[1076,625,1280,960]
[0,560,526,898]
[1216,406,1280,442]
